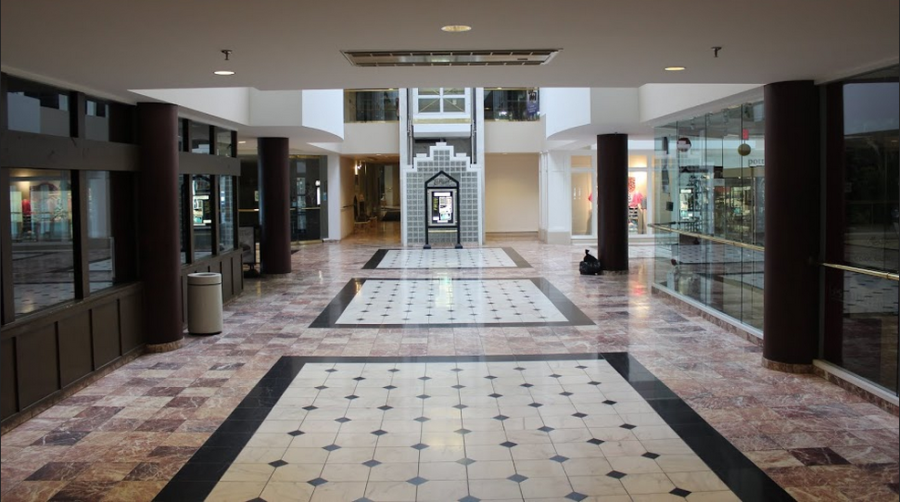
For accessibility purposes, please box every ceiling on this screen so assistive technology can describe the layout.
[2,0,897,104]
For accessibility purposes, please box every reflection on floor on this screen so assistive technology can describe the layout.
[0,237,897,502]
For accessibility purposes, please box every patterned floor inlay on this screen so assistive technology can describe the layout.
[312,278,594,329]
[363,248,530,270]
[156,354,791,502]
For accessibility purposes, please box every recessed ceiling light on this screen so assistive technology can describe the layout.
[238,141,246,144]
[442,25,472,33]
[665,66,686,71]
[214,70,235,76]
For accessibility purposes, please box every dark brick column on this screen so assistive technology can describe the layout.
[258,138,291,274]
[597,134,629,273]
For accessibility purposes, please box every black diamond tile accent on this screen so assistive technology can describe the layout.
[315,385,328,390]
[345,395,359,400]
[565,492,588,501]
[488,393,503,398]
[371,430,388,436]
[493,415,509,421]
[537,426,555,433]
[575,365,588,369]
[453,404,468,410]
[606,470,627,479]
[451,368,464,372]
[587,381,601,386]
[308,477,328,486]
[303,405,318,411]
[353,498,375,502]
[411,443,429,450]
[322,444,341,451]
[603,400,617,405]
[335,417,352,423]
[388,369,400,373]
[417,394,431,400]
[414,416,430,423]
[383,385,397,390]
[325,369,338,373]
[520,383,534,388]
[288,430,305,437]
[362,459,382,468]
[269,459,288,468]
[571,412,588,418]
[528,402,543,408]
[513,367,526,371]
[587,438,605,445]
[455,428,472,435]
[418,376,432,381]
[459,496,480,502]
[378,405,393,411]
[485,375,498,380]
[670,488,692,497]
[507,473,528,483]
[643,452,660,459]
[353,377,366,381]
[407,476,428,486]
[549,374,562,378]
[559,391,574,397]
[452,384,466,390]
[550,455,569,463]
[456,457,476,466]
[499,441,517,448]
[620,424,637,430]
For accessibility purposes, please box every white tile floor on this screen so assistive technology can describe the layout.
[335,280,568,326]
[208,359,739,502]
[376,249,518,269]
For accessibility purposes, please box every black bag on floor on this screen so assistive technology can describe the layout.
[579,249,601,275]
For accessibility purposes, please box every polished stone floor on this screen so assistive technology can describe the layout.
[1,235,898,501]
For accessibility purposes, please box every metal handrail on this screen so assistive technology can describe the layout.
[649,224,765,252]
[822,263,899,282]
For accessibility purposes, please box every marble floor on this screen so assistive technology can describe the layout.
[0,236,898,502]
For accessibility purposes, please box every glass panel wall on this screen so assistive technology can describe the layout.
[216,129,234,157]
[6,77,70,137]
[189,122,211,154]
[219,176,235,251]
[86,172,114,292]
[344,90,400,122]
[8,169,75,315]
[484,88,540,121]
[192,174,213,259]
[824,65,899,394]
[652,100,765,330]
[179,175,187,263]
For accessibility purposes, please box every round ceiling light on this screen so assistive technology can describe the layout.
[441,24,472,33]
[665,66,686,71]
[214,70,235,76]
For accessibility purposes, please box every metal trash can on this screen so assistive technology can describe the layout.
[187,272,223,335]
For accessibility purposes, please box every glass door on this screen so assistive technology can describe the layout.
[571,170,595,237]
[290,156,324,242]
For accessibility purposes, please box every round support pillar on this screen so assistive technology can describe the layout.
[762,81,820,371]
[597,134,629,273]
[258,137,291,275]
[137,103,183,350]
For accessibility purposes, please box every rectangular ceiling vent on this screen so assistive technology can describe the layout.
[342,49,560,67]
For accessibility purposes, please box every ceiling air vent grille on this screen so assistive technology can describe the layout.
[342,49,560,67]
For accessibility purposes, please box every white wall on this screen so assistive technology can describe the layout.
[484,121,544,153]
[249,89,303,127]
[302,89,344,139]
[326,153,342,240]
[484,154,539,233]
[541,151,573,244]
[132,87,251,124]
[542,88,591,138]
[589,88,640,133]
[342,123,400,154]
[639,84,762,124]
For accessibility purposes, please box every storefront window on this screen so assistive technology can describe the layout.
[571,171,593,237]
[219,176,235,251]
[216,128,234,157]
[8,169,75,315]
[192,175,213,259]
[179,175,187,264]
[190,122,211,154]
[86,172,114,292]
[344,90,400,122]
[484,88,540,121]
[6,77,70,137]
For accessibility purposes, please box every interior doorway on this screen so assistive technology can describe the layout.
[345,156,402,243]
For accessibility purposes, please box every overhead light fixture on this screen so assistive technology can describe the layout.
[665,66,686,71]
[215,49,235,76]
[342,49,561,67]
[238,140,247,144]
[441,25,472,33]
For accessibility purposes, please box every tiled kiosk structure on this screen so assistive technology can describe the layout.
[403,144,482,247]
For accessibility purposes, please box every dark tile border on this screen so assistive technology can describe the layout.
[309,277,594,328]
[361,247,531,270]
[157,353,793,502]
